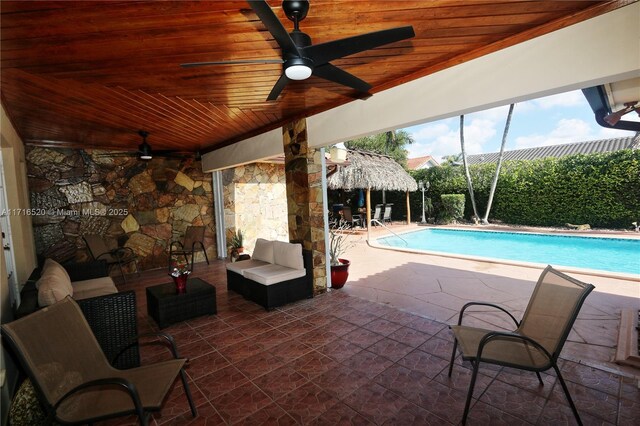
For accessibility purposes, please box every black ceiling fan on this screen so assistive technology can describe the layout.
[97,131,197,161]
[180,0,415,101]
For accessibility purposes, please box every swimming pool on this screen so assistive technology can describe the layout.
[376,228,640,276]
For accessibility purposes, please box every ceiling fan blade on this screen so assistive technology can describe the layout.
[95,152,139,158]
[267,74,290,101]
[248,0,300,55]
[303,26,415,65]
[153,150,193,158]
[181,59,283,67]
[312,64,372,93]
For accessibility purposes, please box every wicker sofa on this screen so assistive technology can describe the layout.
[14,259,139,369]
[226,239,313,310]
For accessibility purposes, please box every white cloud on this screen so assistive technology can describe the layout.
[515,118,592,149]
[409,122,450,140]
[408,117,498,160]
[597,126,636,139]
[513,118,637,149]
[531,91,584,109]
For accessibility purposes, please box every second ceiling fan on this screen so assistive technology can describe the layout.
[98,131,196,161]
[181,0,415,101]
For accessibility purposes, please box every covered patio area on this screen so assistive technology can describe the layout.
[107,256,639,425]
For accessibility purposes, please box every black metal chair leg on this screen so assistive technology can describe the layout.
[180,369,198,417]
[535,371,544,386]
[448,338,458,377]
[462,360,480,425]
[553,364,582,426]
[119,263,127,283]
[140,411,150,426]
[201,243,210,265]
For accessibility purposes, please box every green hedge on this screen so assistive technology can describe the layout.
[440,194,465,223]
[409,149,640,228]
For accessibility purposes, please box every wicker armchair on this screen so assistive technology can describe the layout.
[15,261,140,369]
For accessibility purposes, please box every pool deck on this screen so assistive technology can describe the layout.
[339,222,640,378]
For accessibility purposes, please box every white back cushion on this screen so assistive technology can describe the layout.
[273,241,304,270]
[252,238,274,264]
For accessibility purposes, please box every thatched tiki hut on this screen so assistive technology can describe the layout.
[327,150,417,237]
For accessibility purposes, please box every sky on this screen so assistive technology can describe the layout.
[403,90,638,161]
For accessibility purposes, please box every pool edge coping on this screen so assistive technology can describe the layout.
[368,226,640,282]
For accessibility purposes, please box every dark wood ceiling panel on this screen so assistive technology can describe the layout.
[1,0,626,154]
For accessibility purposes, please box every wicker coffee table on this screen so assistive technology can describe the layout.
[146,278,217,328]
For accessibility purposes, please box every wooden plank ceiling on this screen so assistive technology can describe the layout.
[0,0,625,154]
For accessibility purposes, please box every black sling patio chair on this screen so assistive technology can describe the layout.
[448,265,594,425]
[341,206,362,228]
[84,234,138,283]
[1,297,197,425]
[169,225,209,272]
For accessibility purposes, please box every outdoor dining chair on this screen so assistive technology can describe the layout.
[169,225,209,272]
[1,297,197,425]
[382,204,393,224]
[370,204,383,226]
[448,265,594,425]
[341,206,362,228]
[84,234,138,283]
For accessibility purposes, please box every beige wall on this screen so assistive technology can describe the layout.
[222,163,288,253]
[1,104,37,424]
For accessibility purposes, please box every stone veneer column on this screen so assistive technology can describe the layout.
[282,118,327,294]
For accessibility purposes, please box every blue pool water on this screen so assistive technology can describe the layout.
[377,229,640,275]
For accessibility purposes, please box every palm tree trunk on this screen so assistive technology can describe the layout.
[460,115,480,222]
[482,104,515,224]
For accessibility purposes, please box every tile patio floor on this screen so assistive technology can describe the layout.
[106,249,639,425]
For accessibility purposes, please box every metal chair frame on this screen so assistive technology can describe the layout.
[448,266,594,425]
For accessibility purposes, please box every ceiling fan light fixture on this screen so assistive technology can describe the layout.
[285,65,312,80]
[138,142,153,160]
[284,57,313,80]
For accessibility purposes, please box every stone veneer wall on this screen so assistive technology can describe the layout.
[26,147,215,270]
[282,119,327,293]
[222,163,288,255]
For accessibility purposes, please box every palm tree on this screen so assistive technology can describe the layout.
[460,115,480,222]
[441,153,463,166]
[345,130,414,166]
[482,103,515,224]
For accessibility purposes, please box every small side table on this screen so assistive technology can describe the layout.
[146,278,217,328]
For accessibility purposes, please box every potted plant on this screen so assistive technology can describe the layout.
[329,224,352,289]
[228,229,244,261]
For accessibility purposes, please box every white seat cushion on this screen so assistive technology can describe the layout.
[243,264,306,285]
[225,259,270,276]
[71,277,118,300]
[272,241,304,270]
[252,238,274,264]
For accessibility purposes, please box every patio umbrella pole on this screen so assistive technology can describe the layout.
[366,188,371,242]
[406,191,411,225]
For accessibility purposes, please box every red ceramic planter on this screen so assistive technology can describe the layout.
[330,259,350,289]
